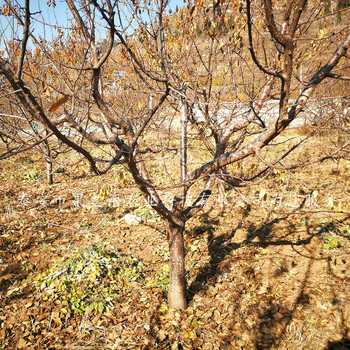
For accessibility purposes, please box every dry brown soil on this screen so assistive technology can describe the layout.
[0,149,349,350]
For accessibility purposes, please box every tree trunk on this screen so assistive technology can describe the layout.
[46,159,53,184]
[168,221,187,309]
[44,135,53,185]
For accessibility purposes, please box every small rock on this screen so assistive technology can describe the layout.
[124,213,143,225]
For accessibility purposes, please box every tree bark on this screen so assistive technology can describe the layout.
[168,221,187,309]
[46,158,53,185]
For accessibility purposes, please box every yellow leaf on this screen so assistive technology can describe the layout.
[189,5,197,17]
[317,29,325,39]
[259,188,267,201]
[97,186,109,201]
[275,55,280,68]
[245,317,255,326]
[338,201,342,212]
[159,304,168,313]
[184,330,197,340]
[249,163,256,176]
[3,5,10,16]
[307,318,318,324]
[344,117,349,128]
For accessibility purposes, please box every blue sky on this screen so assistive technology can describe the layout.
[0,0,187,47]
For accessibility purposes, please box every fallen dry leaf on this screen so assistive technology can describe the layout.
[49,95,69,113]
[51,311,62,325]
[16,338,27,349]
[144,334,155,346]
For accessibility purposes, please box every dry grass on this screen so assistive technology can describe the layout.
[0,128,349,349]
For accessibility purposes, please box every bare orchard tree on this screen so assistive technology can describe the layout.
[0,12,74,183]
[0,0,349,309]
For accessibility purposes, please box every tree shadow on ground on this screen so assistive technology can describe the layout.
[187,212,350,348]
[249,217,349,349]
[186,213,314,303]
[185,215,239,301]
[324,338,350,350]
[0,263,28,292]
[239,216,350,349]
[253,217,350,349]
[253,228,314,350]
[0,223,71,305]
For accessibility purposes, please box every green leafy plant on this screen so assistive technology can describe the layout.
[23,170,40,181]
[315,220,350,250]
[134,205,160,222]
[316,220,350,236]
[17,156,34,164]
[147,264,170,293]
[338,224,350,237]
[55,165,65,173]
[323,236,341,250]
[35,244,144,315]
[156,264,170,293]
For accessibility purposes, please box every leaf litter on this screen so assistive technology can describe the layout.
[0,154,350,349]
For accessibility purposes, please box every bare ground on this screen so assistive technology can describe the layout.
[0,150,349,350]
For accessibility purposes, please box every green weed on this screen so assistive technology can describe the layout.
[315,220,350,250]
[23,170,40,181]
[35,244,144,315]
[147,264,170,293]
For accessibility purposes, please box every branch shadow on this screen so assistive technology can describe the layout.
[253,231,315,350]
[0,223,75,305]
[186,213,314,303]
[185,215,238,301]
[243,217,349,349]
[324,338,350,350]
[187,212,350,348]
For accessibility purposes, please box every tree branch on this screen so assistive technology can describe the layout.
[0,131,54,160]
[0,60,102,174]
[262,0,287,47]
[185,32,350,186]
[16,0,30,81]
[246,0,282,79]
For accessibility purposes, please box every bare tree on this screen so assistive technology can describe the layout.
[0,0,349,309]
